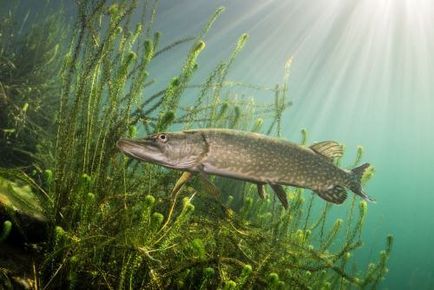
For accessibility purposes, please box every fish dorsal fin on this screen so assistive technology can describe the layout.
[309,141,343,161]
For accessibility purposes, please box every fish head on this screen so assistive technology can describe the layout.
[116,131,207,170]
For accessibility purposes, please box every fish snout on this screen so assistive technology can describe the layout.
[116,138,131,150]
[116,137,160,157]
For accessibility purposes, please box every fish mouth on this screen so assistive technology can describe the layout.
[116,138,161,162]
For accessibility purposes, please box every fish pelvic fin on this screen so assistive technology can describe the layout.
[256,183,267,200]
[350,163,376,203]
[314,185,347,204]
[198,173,220,197]
[269,184,289,209]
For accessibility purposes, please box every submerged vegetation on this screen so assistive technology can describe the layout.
[0,0,63,169]
[0,0,392,289]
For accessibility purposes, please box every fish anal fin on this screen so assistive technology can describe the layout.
[269,184,289,209]
[310,141,343,161]
[314,185,347,204]
[256,183,267,199]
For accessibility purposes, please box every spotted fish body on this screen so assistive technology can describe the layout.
[117,128,374,208]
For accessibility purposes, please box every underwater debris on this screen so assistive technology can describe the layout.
[117,128,375,209]
[0,176,48,243]
[0,177,46,289]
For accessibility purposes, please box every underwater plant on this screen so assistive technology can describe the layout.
[0,0,392,289]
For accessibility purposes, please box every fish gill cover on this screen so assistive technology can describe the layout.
[0,0,391,289]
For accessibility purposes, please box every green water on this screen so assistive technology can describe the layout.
[153,1,434,289]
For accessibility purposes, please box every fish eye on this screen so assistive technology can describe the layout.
[157,134,168,143]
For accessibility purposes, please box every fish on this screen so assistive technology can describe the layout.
[116,128,375,209]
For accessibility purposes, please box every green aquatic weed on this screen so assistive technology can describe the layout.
[0,220,12,243]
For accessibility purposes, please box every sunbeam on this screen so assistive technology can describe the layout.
[151,1,434,288]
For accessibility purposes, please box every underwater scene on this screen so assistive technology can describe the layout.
[0,0,432,289]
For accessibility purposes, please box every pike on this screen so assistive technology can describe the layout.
[117,128,375,209]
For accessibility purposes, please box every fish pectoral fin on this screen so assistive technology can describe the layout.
[198,172,220,197]
[314,186,347,204]
[310,141,343,161]
[256,183,267,199]
[269,184,289,209]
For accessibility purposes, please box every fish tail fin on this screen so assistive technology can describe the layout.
[350,163,376,203]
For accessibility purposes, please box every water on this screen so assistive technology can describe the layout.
[2,0,433,288]
[153,1,434,288]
